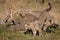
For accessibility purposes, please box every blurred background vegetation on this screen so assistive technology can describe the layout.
[0,0,60,40]
[0,0,60,24]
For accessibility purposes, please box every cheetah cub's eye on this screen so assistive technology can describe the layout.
[24,23,30,27]
[27,23,30,25]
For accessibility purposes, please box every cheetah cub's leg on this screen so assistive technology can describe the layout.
[32,29,37,37]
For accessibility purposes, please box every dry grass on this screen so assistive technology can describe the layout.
[0,0,60,40]
[0,0,60,24]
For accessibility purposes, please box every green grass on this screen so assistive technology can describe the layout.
[0,25,60,40]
